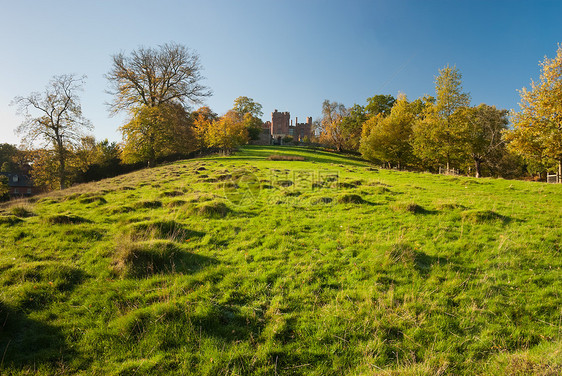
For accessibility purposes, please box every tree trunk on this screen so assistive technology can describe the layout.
[474,158,481,178]
[559,159,562,183]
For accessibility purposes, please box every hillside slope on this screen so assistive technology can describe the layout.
[1,145,561,375]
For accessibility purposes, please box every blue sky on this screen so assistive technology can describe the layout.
[1,0,561,146]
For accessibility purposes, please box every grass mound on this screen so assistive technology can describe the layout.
[9,206,35,218]
[45,214,88,224]
[312,197,333,204]
[133,200,163,209]
[2,261,84,292]
[160,190,184,197]
[127,220,202,240]
[112,239,183,278]
[79,195,107,205]
[392,202,428,214]
[0,215,23,226]
[195,201,231,218]
[338,194,365,204]
[462,209,510,223]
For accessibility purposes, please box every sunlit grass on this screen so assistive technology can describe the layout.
[0,145,561,375]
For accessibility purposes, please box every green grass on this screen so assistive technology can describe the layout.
[0,145,561,375]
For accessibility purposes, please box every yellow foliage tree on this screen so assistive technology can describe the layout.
[205,111,249,154]
[507,44,562,180]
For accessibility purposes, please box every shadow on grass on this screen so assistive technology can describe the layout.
[0,301,71,372]
[191,302,264,342]
[413,251,448,277]
[114,240,218,278]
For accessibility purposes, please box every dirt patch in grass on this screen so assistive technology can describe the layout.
[267,155,305,161]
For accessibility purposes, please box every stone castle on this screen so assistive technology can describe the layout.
[259,110,313,144]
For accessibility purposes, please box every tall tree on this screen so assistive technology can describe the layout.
[107,43,211,166]
[456,104,509,177]
[107,43,211,112]
[231,97,264,140]
[340,104,367,151]
[319,100,348,152]
[360,94,416,169]
[12,74,91,189]
[412,65,470,171]
[120,103,193,166]
[506,44,562,180]
[205,111,249,154]
[232,96,263,118]
[365,94,396,116]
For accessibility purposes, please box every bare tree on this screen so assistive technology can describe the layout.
[12,74,91,189]
[106,42,212,113]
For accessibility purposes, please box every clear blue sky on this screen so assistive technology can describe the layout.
[1,0,561,146]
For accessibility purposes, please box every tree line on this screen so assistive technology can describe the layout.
[5,43,263,193]
[3,42,562,196]
[316,49,562,180]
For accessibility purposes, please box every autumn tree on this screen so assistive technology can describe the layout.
[205,111,249,154]
[455,104,509,178]
[12,74,92,189]
[319,100,348,151]
[120,103,193,165]
[107,43,211,166]
[506,44,562,180]
[360,94,416,169]
[412,65,470,171]
[0,175,9,202]
[192,106,218,151]
[0,144,20,173]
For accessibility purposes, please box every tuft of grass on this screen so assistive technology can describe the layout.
[79,195,107,205]
[112,239,183,278]
[9,206,35,218]
[391,202,428,214]
[133,200,163,209]
[461,209,509,223]
[45,214,88,224]
[0,215,24,226]
[127,220,202,240]
[194,201,231,218]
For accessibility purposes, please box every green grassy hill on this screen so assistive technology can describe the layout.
[1,145,561,375]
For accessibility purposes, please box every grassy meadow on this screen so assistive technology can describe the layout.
[0,145,561,375]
